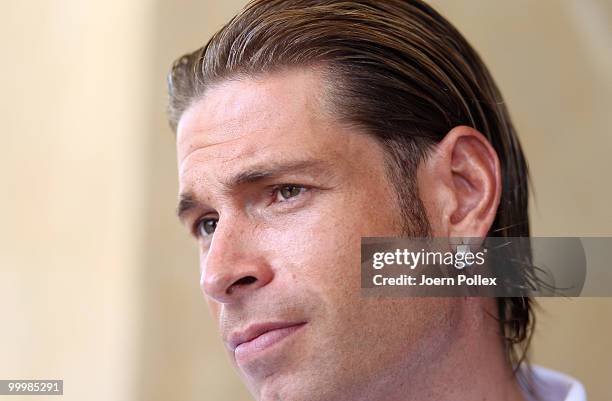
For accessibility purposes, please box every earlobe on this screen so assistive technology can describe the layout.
[418,126,501,238]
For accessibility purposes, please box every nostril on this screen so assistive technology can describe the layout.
[235,276,257,286]
[228,276,257,293]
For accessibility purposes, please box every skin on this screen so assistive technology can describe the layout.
[176,68,527,401]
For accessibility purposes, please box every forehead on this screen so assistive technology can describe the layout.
[176,68,359,188]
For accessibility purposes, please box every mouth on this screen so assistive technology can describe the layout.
[229,321,307,363]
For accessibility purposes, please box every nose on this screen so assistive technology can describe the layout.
[200,219,274,304]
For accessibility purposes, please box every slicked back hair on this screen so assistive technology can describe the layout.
[168,0,534,377]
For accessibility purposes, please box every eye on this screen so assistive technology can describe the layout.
[275,185,306,202]
[196,217,218,237]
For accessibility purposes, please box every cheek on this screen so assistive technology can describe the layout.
[263,199,363,262]
[264,192,400,302]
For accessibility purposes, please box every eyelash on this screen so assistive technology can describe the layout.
[191,184,310,238]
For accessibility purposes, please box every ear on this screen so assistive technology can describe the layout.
[417,126,501,238]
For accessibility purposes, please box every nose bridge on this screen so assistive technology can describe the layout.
[201,213,273,303]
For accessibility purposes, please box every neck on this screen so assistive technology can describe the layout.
[361,298,528,401]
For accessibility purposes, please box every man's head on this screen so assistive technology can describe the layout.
[170,1,533,400]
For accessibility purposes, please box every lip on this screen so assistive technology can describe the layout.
[228,321,307,362]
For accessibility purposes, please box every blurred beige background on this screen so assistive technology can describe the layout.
[1,1,610,400]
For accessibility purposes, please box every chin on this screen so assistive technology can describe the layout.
[255,379,300,401]
[254,375,353,401]
[250,374,317,401]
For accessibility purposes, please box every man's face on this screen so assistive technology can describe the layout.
[176,68,459,401]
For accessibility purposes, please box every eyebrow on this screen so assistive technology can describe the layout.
[176,159,330,222]
[176,192,199,222]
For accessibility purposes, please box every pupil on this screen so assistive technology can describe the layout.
[282,185,298,199]
[203,220,216,235]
